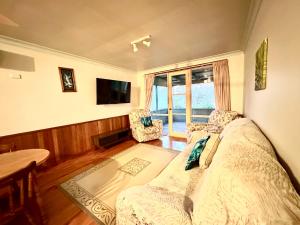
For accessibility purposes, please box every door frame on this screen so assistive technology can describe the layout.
[167,69,191,138]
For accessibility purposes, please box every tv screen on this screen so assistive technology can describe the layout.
[96,78,131,104]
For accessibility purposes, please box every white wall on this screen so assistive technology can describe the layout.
[244,0,300,183]
[0,38,138,136]
[138,51,245,114]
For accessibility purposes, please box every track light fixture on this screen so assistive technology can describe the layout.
[131,35,151,53]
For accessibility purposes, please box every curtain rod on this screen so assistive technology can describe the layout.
[144,59,224,76]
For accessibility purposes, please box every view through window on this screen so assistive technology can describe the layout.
[150,67,215,135]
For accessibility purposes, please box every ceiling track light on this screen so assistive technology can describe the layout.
[131,35,151,53]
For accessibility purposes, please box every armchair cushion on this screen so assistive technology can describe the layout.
[141,116,153,127]
[144,126,160,134]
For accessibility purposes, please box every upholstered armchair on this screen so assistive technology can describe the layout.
[129,109,163,142]
[187,110,239,143]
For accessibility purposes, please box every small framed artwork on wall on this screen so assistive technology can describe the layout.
[58,67,77,92]
[255,38,268,91]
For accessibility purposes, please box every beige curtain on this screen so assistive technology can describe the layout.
[145,74,155,110]
[213,59,231,110]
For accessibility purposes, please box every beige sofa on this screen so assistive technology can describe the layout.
[116,118,300,225]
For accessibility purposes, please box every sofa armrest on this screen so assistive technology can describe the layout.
[152,119,163,129]
[130,122,145,131]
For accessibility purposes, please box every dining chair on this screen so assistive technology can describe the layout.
[0,161,46,225]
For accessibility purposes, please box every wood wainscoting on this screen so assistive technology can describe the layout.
[0,115,130,167]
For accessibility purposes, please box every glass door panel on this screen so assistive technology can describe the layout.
[150,74,169,135]
[168,70,190,137]
[191,66,215,123]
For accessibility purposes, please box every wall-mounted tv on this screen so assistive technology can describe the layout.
[96,78,131,104]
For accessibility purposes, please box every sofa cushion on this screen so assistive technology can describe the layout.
[199,134,220,169]
[185,136,210,170]
[143,126,159,134]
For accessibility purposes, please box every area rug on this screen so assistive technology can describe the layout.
[60,143,179,225]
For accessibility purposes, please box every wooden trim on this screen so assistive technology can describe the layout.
[168,70,190,138]
[186,69,192,125]
[0,115,129,138]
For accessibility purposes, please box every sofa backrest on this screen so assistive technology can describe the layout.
[208,110,239,128]
[192,118,300,224]
[129,109,151,125]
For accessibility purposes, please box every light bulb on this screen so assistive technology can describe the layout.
[142,40,151,47]
[132,43,138,52]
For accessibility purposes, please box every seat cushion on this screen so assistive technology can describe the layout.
[143,126,160,134]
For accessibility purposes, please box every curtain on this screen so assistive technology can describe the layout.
[145,74,155,110]
[213,59,231,110]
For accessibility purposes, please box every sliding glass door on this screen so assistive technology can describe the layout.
[150,66,215,138]
[168,70,191,137]
[191,66,215,123]
[150,74,169,135]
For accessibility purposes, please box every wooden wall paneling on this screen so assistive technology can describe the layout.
[0,115,130,169]
[51,129,60,163]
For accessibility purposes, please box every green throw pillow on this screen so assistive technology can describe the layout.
[185,135,210,171]
[141,116,153,127]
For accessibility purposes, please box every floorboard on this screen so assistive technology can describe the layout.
[12,136,187,225]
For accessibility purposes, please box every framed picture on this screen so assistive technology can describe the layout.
[58,67,77,92]
[255,38,268,90]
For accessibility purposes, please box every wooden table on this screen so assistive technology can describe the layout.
[0,149,50,179]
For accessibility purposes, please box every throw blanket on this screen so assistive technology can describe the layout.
[116,119,300,225]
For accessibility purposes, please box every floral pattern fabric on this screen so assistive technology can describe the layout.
[187,110,238,143]
[129,109,163,142]
[116,118,300,225]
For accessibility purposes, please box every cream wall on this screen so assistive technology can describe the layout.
[0,38,138,136]
[138,51,245,114]
[244,0,300,182]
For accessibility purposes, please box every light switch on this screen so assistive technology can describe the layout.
[9,74,22,79]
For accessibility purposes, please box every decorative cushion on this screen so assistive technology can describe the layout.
[185,136,210,171]
[199,133,220,169]
[141,116,153,127]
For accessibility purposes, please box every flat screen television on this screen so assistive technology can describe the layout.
[96,78,131,104]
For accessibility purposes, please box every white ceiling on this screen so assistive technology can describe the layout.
[0,0,251,71]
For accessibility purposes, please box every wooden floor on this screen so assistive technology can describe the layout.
[17,136,187,225]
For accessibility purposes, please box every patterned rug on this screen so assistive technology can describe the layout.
[60,143,179,225]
